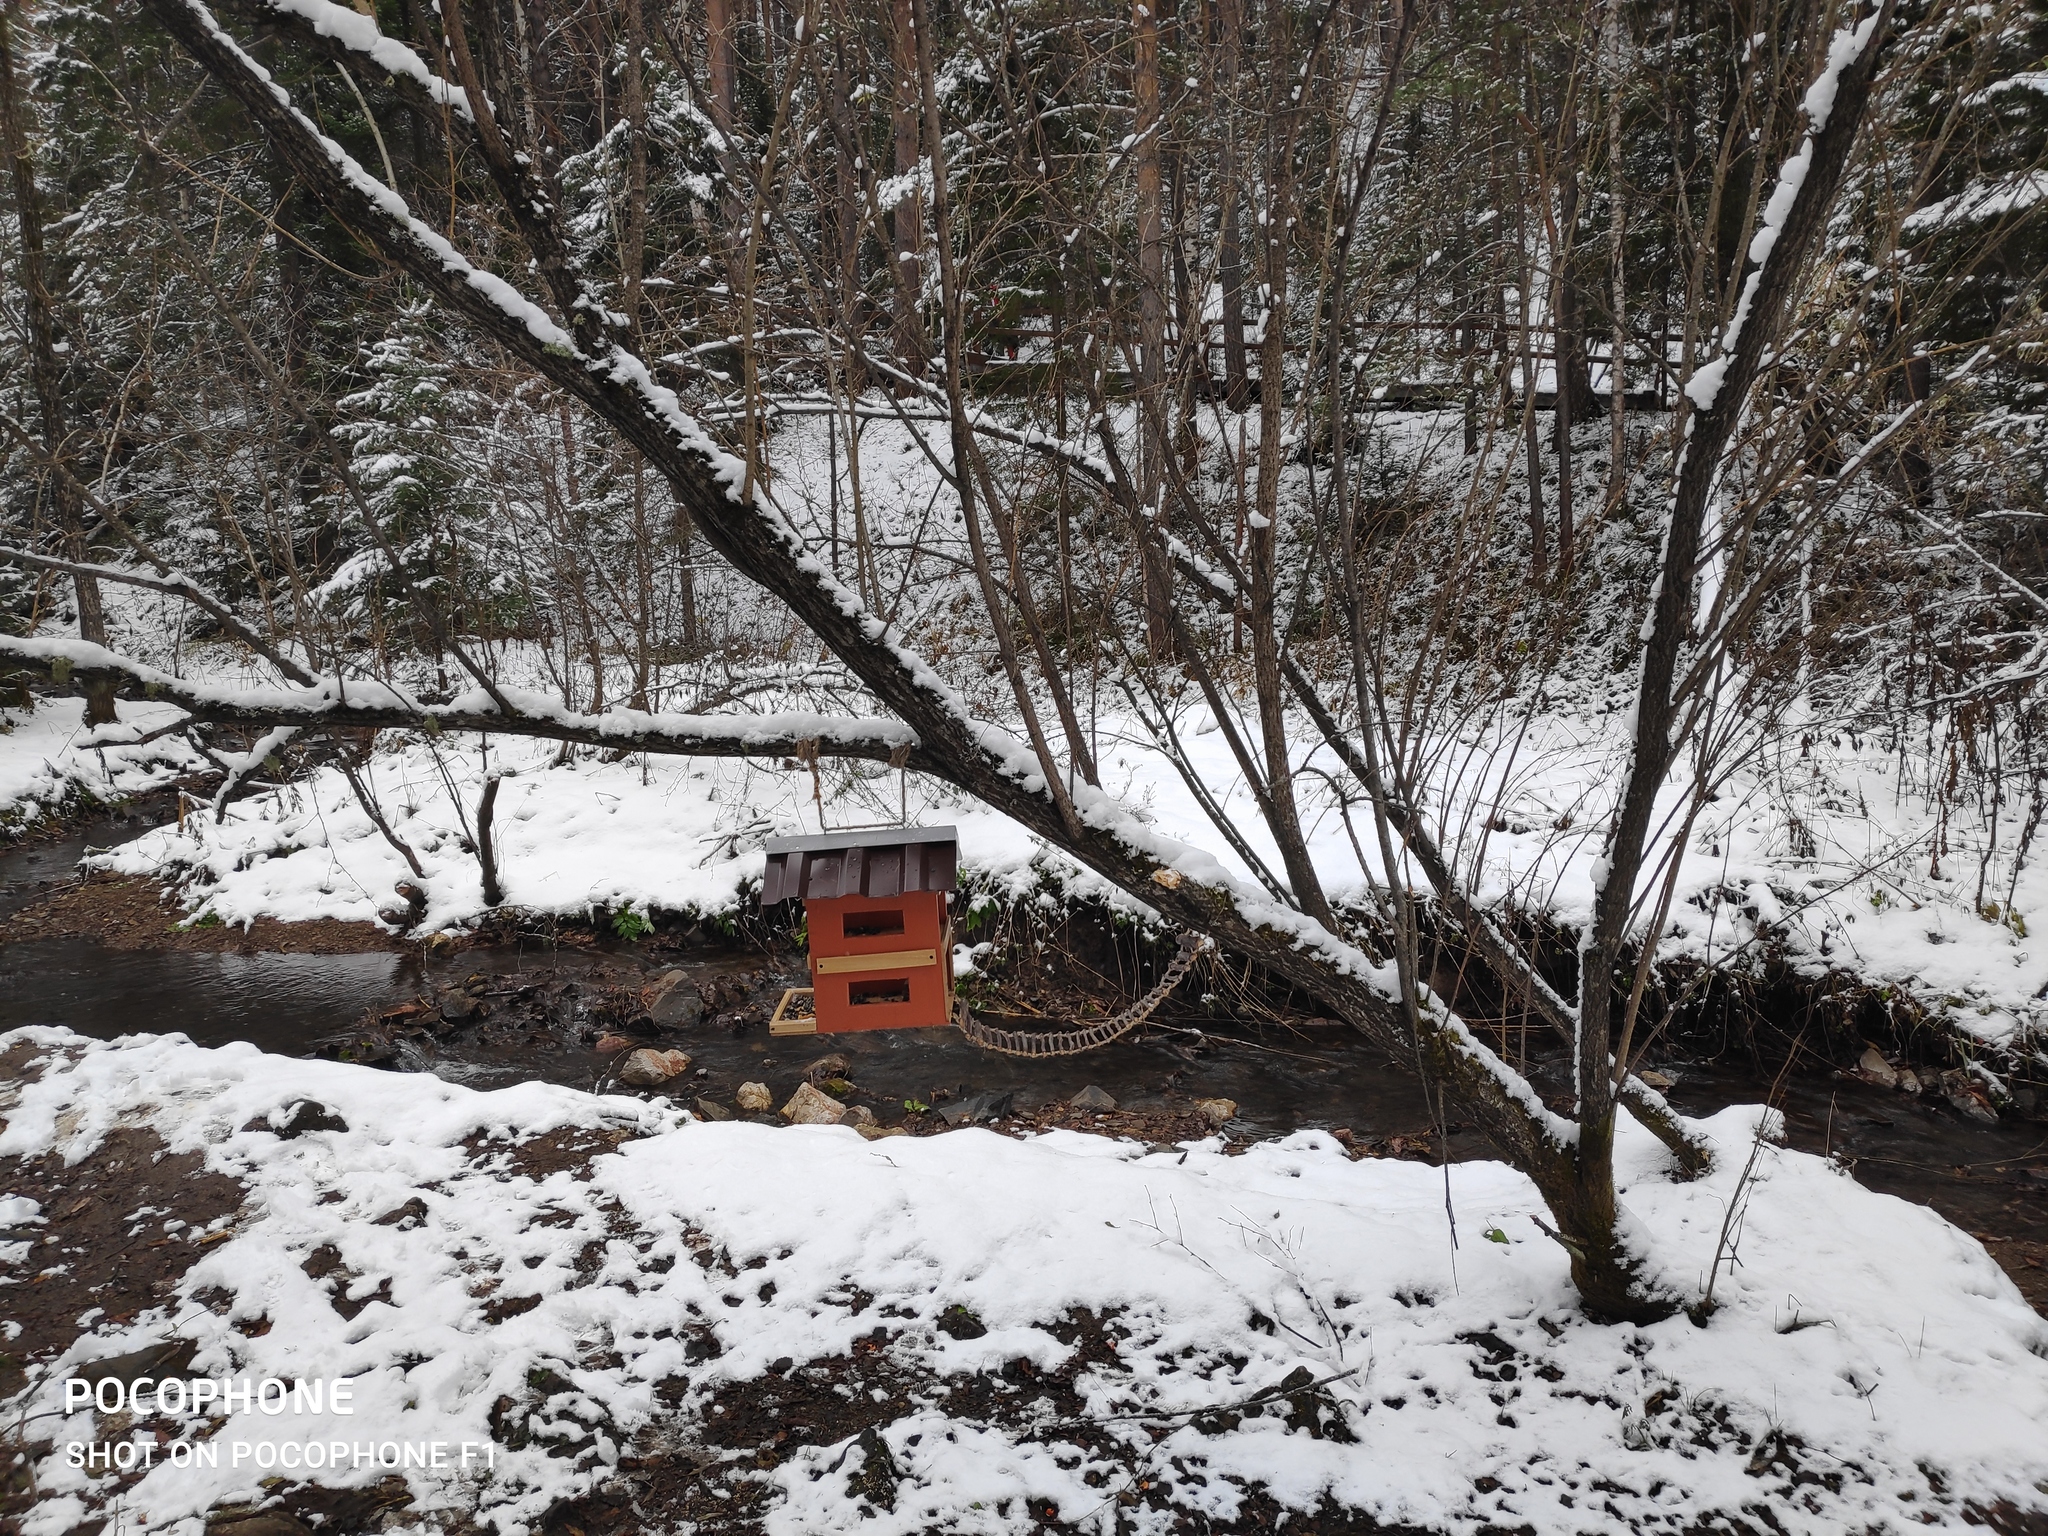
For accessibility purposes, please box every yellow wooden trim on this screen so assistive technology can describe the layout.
[769,987,819,1035]
[813,948,937,975]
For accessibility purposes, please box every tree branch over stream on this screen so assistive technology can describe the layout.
[0,636,919,764]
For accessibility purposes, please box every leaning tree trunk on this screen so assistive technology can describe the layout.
[1561,0,1898,1319]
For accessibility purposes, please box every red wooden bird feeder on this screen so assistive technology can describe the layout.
[761,826,959,1036]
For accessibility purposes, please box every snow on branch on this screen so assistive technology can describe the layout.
[240,0,476,122]
[1684,5,1888,412]
[0,636,920,764]
[1902,170,2048,237]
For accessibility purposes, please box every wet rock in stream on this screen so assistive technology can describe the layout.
[646,969,706,1027]
[619,1047,694,1087]
[938,1090,1013,1126]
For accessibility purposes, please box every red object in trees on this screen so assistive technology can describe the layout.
[762,827,959,1034]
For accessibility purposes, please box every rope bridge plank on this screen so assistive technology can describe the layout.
[953,933,1214,1058]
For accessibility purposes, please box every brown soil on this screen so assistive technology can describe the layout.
[1,875,400,954]
[502,1300,1405,1536]
[5,1053,2042,1536]
[0,1044,251,1531]
[0,1061,248,1389]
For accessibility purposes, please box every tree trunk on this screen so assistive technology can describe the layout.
[1214,0,1249,410]
[1518,205,1547,579]
[0,0,114,725]
[1603,0,1629,504]
[1551,58,1584,575]
[1247,13,1333,929]
[1133,0,1173,659]
[620,0,651,341]
[706,0,735,134]
[1569,0,1898,1321]
[476,772,505,907]
[889,0,925,372]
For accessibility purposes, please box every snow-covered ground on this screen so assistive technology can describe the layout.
[0,695,205,835]
[4,1026,2045,1534]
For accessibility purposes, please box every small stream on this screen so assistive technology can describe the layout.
[4,815,2043,1308]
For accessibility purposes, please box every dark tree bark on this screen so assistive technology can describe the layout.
[888,0,926,372]
[1133,0,1173,658]
[1213,0,1250,410]
[476,773,505,907]
[706,0,736,134]
[0,0,115,725]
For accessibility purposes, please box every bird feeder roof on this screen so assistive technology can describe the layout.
[760,825,959,904]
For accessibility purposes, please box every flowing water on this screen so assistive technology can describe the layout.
[4,814,2043,1308]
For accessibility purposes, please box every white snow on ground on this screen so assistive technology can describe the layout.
[4,1027,2045,1535]
[63,729,1061,934]
[0,696,206,834]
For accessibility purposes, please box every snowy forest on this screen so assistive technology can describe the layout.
[4,0,2048,1531]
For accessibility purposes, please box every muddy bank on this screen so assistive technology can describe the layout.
[2,873,406,954]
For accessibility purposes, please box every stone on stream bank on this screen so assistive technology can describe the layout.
[736,1082,773,1112]
[619,1048,693,1087]
[1854,1044,2004,1122]
[1858,1045,1900,1090]
[1069,1084,1117,1111]
[782,1081,848,1125]
[437,990,479,1024]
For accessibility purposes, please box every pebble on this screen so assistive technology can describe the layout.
[1194,1097,1238,1127]
[593,1033,636,1055]
[1070,1085,1118,1111]
[939,1090,1013,1126]
[1857,1045,1898,1090]
[693,1098,732,1122]
[619,1048,693,1088]
[782,1081,847,1125]
[736,1081,773,1112]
